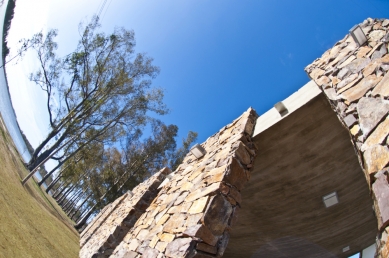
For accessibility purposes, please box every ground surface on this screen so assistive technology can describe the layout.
[0,115,79,258]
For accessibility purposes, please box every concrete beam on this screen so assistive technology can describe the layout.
[253,80,321,137]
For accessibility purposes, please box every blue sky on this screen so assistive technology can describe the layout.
[6,0,389,149]
[95,0,389,144]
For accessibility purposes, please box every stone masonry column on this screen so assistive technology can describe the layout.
[305,18,389,257]
[110,108,258,258]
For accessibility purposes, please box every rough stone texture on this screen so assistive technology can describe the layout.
[103,108,258,258]
[376,226,389,258]
[340,74,382,103]
[337,73,359,90]
[357,97,389,138]
[372,71,389,97]
[79,167,171,258]
[373,171,389,230]
[372,44,388,60]
[362,116,389,151]
[370,30,386,41]
[343,114,357,128]
[305,17,389,257]
[80,193,129,248]
[363,145,389,174]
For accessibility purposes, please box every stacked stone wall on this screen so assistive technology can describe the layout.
[109,108,258,258]
[305,17,389,257]
[80,192,128,248]
[79,167,171,258]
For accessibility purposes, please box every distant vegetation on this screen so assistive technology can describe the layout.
[2,0,15,61]
[20,129,33,155]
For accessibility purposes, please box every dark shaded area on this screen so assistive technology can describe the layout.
[251,236,337,258]
[224,94,377,257]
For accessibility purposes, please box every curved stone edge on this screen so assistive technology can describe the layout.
[109,108,258,258]
[305,17,389,257]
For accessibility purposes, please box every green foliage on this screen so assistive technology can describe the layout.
[60,119,197,214]
[21,16,199,224]
[169,131,198,171]
[23,16,168,172]
[2,0,15,61]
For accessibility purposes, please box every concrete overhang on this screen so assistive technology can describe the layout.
[253,80,322,137]
[224,81,377,257]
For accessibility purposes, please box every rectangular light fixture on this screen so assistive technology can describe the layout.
[158,172,176,189]
[323,191,339,208]
[349,25,367,47]
[274,101,288,116]
[190,144,207,159]
[126,190,133,197]
[342,246,350,252]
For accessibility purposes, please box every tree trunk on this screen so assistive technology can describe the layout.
[38,138,92,186]
[59,187,79,207]
[62,188,82,209]
[70,193,92,219]
[53,181,71,199]
[63,191,85,213]
[22,134,75,185]
[75,205,90,224]
[27,129,67,171]
[46,157,83,193]
[67,196,82,217]
[27,129,60,170]
[45,174,62,193]
[56,184,73,202]
[57,184,76,205]
[39,163,61,186]
[74,205,96,230]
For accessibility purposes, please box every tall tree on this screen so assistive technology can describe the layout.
[169,131,198,171]
[21,17,167,182]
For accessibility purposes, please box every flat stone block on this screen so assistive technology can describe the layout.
[341,74,382,103]
[373,70,389,97]
[343,114,357,128]
[364,145,389,174]
[188,196,209,214]
[362,116,389,151]
[159,233,175,243]
[202,194,232,236]
[165,238,194,258]
[196,243,217,255]
[185,182,221,203]
[373,172,389,230]
[224,158,247,190]
[357,97,389,138]
[184,224,218,246]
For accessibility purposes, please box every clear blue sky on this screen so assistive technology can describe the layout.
[7,0,389,148]
[94,0,389,144]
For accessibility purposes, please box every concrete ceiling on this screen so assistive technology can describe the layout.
[224,93,377,258]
